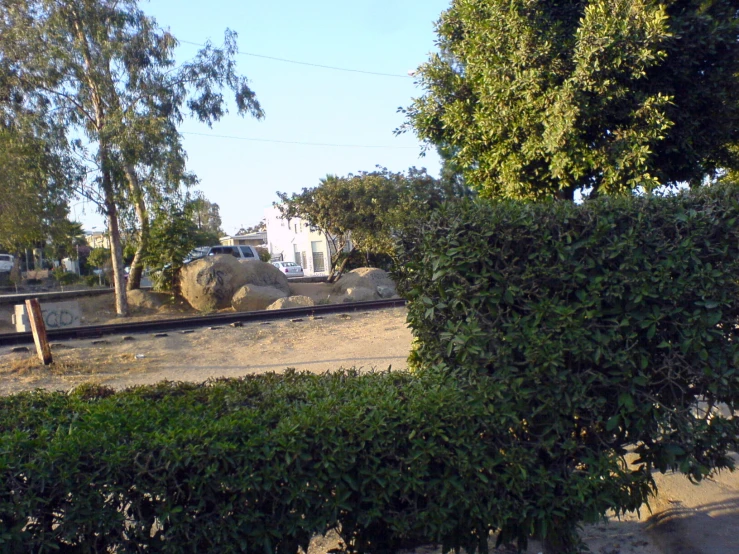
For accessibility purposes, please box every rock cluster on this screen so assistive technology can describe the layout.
[330,268,398,303]
[180,256,289,312]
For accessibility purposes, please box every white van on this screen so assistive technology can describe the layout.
[0,254,14,272]
[199,245,259,262]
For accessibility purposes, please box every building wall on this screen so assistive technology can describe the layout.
[87,232,110,249]
[220,234,266,247]
[264,206,331,277]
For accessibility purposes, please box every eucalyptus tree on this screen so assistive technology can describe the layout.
[402,0,739,200]
[0,121,77,254]
[1,0,262,314]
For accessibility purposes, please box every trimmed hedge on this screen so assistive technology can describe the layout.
[394,185,739,547]
[0,371,632,553]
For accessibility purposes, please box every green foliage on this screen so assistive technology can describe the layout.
[0,370,590,553]
[0,125,76,253]
[52,267,79,285]
[277,167,467,278]
[394,184,739,548]
[256,246,271,262]
[403,0,739,199]
[1,0,263,309]
[144,201,215,293]
[189,191,224,235]
[87,248,111,271]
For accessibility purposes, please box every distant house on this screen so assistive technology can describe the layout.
[86,231,110,249]
[219,231,267,248]
[264,206,340,277]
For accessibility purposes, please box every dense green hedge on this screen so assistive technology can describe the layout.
[0,371,634,553]
[394,185,739,547]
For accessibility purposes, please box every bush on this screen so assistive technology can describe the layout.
[55,272,80,285]
[394,185,739,548]
[0,371,589,553]
[256,246,271,262]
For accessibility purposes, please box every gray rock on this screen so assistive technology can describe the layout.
[232,284,288,312]
[266,295,316,310]
[127,289,170,311]
[331,268,397,298]
[344,287,377,302]
[180,255,249,312]
[376,285,395,299]
[237,260,290,295]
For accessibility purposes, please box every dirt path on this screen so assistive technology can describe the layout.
[0,307,411,394]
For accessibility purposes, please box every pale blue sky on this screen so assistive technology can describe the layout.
[76,0,450,234]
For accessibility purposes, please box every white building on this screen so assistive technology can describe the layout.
[219,231,267,248]
[264,206,334,277]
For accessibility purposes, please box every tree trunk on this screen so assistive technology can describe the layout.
[123,163,148,291]
[101,159,128,316]
[327,249,353,284]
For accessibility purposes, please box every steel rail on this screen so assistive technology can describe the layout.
[0,298,407,347]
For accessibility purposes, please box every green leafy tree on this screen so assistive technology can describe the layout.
[189,191,223,236]
[86,247,110,273]
[402,0,739,200]
[1,0,263,312]
[0,123,77,254]
[144,198,219,293]
[277,167,465,282]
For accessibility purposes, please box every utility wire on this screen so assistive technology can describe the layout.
[179,39,410,78]
[181,131,418,149]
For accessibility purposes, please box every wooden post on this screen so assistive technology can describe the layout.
[25,298,52,365]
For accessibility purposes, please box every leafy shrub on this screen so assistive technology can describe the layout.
[84,274,98,287]
[0,371,596,553]
[256,246,271,262]
[394,185,739,549]
[55,271,80,285]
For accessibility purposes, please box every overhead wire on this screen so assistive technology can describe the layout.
[178,39,410,79]
[181,131,417,149]
[177,40,417,149]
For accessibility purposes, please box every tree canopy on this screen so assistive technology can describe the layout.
[402,0,739,200]
[0,122,77,253]
[277,167,467,280]
[1,0,262,312]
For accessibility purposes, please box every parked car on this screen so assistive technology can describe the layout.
[201,245,259,262]
[272,261,304,278]
[0,254,14,272]
[183,246,209,264]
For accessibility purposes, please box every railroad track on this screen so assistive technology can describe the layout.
[0,298,407,347]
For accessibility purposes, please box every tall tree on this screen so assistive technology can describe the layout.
[189,191,223,236]
[0,122,77,254]
[401,0,739,200]
[277,167,466,282]
[1,0,263,313]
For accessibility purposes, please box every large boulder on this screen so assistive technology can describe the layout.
[331,268,397,300]
[238,260,290,295]
[127,289,170,311]
[180,255,249,312]
[266,295,315,310]
[232,284,288,312]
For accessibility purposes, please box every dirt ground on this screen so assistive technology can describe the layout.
[0,285,665,554]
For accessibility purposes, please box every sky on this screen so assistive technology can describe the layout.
[74,0,451,235]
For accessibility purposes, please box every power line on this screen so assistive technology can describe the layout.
[181,131,418,149]
[179,39,410,78]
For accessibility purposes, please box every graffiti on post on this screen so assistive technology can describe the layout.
[42,307,80,329]
[13,300,82,332]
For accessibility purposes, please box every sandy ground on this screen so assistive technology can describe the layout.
[0,286,665,554]
[0,307,411,394]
